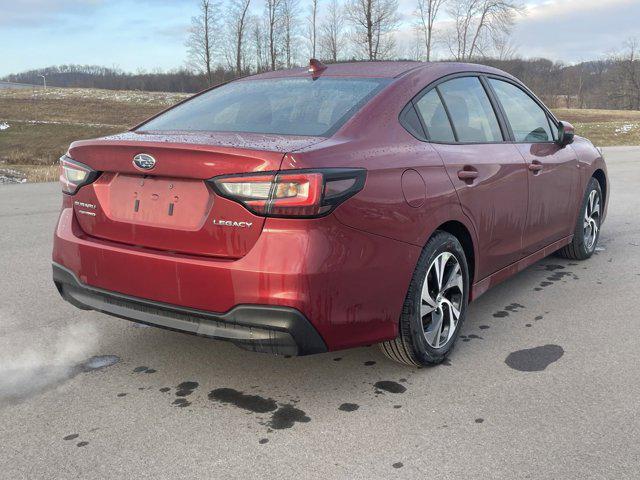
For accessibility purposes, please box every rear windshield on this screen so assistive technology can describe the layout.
[138,77,389,137]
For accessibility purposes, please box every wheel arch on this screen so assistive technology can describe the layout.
[592,168,607,205]
[435,220,476,286]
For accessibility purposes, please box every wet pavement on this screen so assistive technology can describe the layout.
[1,147,639,479]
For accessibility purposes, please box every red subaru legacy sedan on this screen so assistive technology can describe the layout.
[52,61,608,366]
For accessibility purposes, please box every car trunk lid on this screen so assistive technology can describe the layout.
[68,132,324,258]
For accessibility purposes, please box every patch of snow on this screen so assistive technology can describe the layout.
[0,122,9,131]
[614,123,638,135]
[0,168,27,185]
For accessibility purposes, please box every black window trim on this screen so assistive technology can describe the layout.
[400,71,561,146]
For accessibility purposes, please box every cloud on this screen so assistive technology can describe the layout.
[511,0,640,60]
[0,0,105,26]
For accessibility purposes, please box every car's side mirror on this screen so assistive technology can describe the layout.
[557,121,575,147]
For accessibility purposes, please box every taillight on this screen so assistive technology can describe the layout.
[210,169,366,218]
[59,155,99,195]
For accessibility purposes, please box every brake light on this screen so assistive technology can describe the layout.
[210,169,366,218]
[59,155,100,195]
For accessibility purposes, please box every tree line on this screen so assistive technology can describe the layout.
[185,0,524,77]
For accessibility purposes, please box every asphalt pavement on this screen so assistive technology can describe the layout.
[1,147,639,479]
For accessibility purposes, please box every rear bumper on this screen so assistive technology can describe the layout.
[52,206,420,351]
[53,263,327,356]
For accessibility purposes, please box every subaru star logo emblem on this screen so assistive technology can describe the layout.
[133,153,156,170]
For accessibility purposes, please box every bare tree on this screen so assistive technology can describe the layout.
[227,0,252,75]
[308,0,319,58]
[250,15,268,72]
[186,0,221,84]
[345,0,400,60]
[319,0,345,62]
[266,0,284,70]
[446,0,522,61]
[408,24,424,61]
[282,0,300,68]
[609,38,640,110]
[414,0,447,61]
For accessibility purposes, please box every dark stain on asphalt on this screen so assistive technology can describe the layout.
[392,462,404,469]
[393,405,402,409]
[374,381,407,394]
[259,438,269,444]
[475,418,484,424]
[505,303,525,312]
[338,403,360,412]
[63,434,79,441]
[364,361,376,366]
[535,315,543,321]
[172,398,191,408]
[117,393,127,397]
[467,334,483,339]
[175,381,199,397]
[493,311,509,318]
[133,366,148,373]
[208,388,277,413]
[544,264,565,271]
[525,323,532,327]
[479,325,490,329]
[267,404,311,430]
[547,271,574,282]
[159,387,170,393]
[79,355,120,372]
[77,441,89,447]
[333,357,342,362]
[505,345,564,372]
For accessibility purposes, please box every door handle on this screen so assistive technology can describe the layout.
[528,161,543,172]
[457,169,478,181]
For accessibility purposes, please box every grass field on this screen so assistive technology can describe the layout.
[1,87,639,183]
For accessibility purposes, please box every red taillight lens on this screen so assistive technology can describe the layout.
[211,169,366,218]
[59,155,99,195]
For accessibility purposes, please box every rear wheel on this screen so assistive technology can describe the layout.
[557,177,602,260]
[380,231,469,367]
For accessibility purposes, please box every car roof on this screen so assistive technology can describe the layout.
[242,61,515,82]
[243,61,424,79]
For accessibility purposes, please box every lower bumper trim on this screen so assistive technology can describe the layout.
[52,263,327,356]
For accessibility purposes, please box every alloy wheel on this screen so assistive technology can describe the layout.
[420,252,464,348]
[584,189,601,251]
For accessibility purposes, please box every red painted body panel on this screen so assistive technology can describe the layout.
[53,203,420,350]
[434,143,529,280]
[52,61,609,353]
[517,143,581,255]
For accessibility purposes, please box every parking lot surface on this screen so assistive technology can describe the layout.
[1,147,638,479]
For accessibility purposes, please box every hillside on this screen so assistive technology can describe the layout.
[1,87,638,183]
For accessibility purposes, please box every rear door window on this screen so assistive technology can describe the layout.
[414,89,456,142]
[438,77,503,143]
[139,77,389,137]
[488,79,554,143]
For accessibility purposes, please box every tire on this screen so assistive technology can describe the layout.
[380,231,470,367]
[557,177,603,260]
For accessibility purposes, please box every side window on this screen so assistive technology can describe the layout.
[399,104,426,140]
[438,77,503,143]
[489,79,554,143]
[414,89,455,143]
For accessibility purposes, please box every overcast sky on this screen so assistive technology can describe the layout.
[0,0,638,77]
